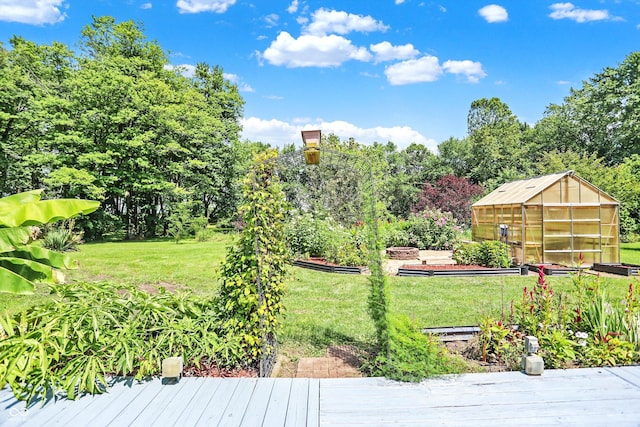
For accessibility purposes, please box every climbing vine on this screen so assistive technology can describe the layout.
[217,150,289,367]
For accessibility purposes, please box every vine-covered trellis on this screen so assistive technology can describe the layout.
[219,146,389,377]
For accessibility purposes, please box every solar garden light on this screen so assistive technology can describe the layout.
[522,336,544,376]
[162,356,183,383]
[301,129,321,165]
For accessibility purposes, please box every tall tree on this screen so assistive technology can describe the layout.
[466,98,529,184]
[535,52,640,165]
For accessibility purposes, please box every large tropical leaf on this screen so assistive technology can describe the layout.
[0,191,100,294]
[0,199,100,227]
[0,257,56,283]
[5,246,75,270]
[0,190,43,210]
[0,227,31,253]
[0,266,37,294]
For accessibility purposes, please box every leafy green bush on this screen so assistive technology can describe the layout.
[453,241,510,267]
[0,282,243,403]
[381,209,460,250]
[367,314,469,381]
[324,224,368,266]
[284,211,329,258]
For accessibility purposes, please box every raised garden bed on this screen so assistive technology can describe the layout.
[397,264,526,277]
[293,258,367,275]
[526,264,583,276]
[592,263,640,276]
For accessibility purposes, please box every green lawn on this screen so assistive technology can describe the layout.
[2,236,638,360]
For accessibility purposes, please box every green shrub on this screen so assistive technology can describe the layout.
[324,224,368,266]
[0,282,243,403]
[381,209,460,250]
[367,314,469,381]
[453,241,510,268]
[284,212,329,258]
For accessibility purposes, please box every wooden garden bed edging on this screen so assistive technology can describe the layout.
[292,259,366,275]
[592,263,640,276]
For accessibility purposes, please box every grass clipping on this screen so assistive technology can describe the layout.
[368,314,470,381]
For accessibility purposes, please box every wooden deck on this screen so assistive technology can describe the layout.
[2,366,640,426]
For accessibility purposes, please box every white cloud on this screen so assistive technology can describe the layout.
[556,80,571,85]
[370,41,419,63]
[0,0,66,25]
[385,56,443,85]
[303,8,389,36]
[287,0,299,14]
[478,4,508,23]
[176,0,236,14]
[223,73,254,92]
[262,31,372,68]
[165,64,197,78]
[395,0,405,4]
[241,117,436,151]
[141,3,152,10]
[442,60,487,83]
[264,13,279,27]
[549,3,611,23]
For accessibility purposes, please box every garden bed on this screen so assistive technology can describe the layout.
[591,263,640,276]
[293,258,367,274]
[526,264,583,276]
[397,264,526,277]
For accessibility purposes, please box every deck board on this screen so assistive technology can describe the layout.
[2,366,640,426]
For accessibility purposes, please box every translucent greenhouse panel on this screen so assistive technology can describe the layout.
[573,221,600,236]
[544,236,572,251]
[544,221,571,236]
[525,226,542,243]
[601,242,620,263]
[572,206,600,221]
[544,206,570,221]
[543,182,562,204]
[565,176,580,203]
[580,182,603,203]
[573,236,600,252]
[600,206,618,225]
[528,193,542,204]
[524,246,542,264]
[579,251,599,266]
[546,251,573,266]
[512,206,523,224]
[524,206,542,225]
[510,227,522,244]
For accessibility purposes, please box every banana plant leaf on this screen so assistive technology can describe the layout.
[0,190,43,209]
[0,257,56,283]
[0,199,100,227]
[0,265,39,294]
[5,246,75,270]
[0,227,31,253]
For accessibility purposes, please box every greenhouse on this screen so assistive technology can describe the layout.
[472,171,619,266]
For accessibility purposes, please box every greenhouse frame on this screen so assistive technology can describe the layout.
[471,171,619,267]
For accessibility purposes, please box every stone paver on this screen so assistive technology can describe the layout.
[296,346,364,378]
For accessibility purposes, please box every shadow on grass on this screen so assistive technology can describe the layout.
[284,325,376,355]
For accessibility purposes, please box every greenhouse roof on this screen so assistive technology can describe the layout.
[473,170,602,207]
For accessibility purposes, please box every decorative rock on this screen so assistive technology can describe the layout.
[386,247,419,260]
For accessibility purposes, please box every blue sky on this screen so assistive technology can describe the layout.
[1,1,639,152]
